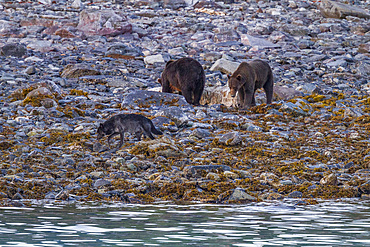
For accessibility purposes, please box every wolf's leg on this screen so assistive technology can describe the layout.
[108,132,119,147]
[144,129,155,140]
[117,132,125,149]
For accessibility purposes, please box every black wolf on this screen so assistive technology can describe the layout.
[97,114,163,149]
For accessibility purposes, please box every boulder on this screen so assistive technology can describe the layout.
[0,43,27,57]
[210,58,240,74]
[319,0,370,19]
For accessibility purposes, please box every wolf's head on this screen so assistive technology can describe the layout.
[97,123,113,139]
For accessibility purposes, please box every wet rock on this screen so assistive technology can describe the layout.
[288,191,303,198]
[319,0,370,19]
[220,187,257,202]
[0,43,27,57]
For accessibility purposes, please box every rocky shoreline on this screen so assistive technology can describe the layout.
[0,0,369,206]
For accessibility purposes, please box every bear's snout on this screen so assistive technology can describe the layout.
[229,89,236,97]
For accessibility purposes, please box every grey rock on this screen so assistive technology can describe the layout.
[218,132,242,146]
[94,179,111,188]
[210,59,240,74]
[229,188,256,201]
[122,89,190,110]
[0,44,27,57]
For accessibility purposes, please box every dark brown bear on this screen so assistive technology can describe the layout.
[228,59,273,109]
[158,57,205,105]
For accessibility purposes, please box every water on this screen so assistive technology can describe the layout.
[0,200,369,247]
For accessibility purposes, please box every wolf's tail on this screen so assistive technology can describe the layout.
[151,123,163,135]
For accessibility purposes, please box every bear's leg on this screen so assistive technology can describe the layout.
[242,86,255,108]
[161,79,173,93]
[251,91,256,106]
[193,87,204,106]
[263,77,273,104]
[237,89,245,108]
[182,88,194,105]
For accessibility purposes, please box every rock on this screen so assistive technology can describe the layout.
[12,192,23,200]
[218,132,242,146]
[319,0,370,19]
[210,58,240,74]
[200,86,237,107]
[151,116,178,132]
[23,87,56,108]
[0,43,27,57]
[228,188,256,202]
[274,85,304,101]
[184,165,231,177]
[163,0,187,9]
[288,191,303,198]
[262,192,284,200]
[224,171,239,179]
[106,44,143,59]
[206,172,221,181]
[191,128,211,139]
[144,54,165,65]
[71,0,84,9]
[77,9,132,37]
[94,179,111,188]
[280,101,310,116]
[320,173,338,186]
[26,40,54,53]
[241,34,280,49]
[61,64,101,79]
[122,89,191,110]
[155,106,190,126]
[359,181,370,194]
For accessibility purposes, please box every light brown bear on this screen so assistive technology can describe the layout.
[158,57,205,106]
[227,59,273,109]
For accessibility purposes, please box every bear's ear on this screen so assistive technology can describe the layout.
[236,75,242,81]
[165,60,174,67]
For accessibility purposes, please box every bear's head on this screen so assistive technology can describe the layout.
[227,74,243,98]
